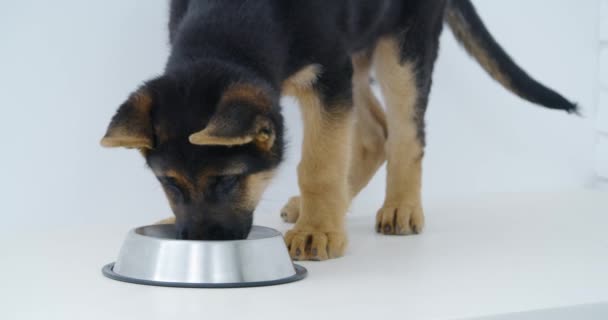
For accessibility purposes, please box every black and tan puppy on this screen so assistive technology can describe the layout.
[101,0,576,260]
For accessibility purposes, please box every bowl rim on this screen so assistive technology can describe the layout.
[132,224,283,243]
[102,262,307,288]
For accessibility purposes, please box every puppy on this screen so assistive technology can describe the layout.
[101,0,576,260]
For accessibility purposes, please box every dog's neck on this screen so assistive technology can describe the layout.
[164,2,288,95]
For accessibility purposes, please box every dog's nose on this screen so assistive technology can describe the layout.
[175,224,248,240]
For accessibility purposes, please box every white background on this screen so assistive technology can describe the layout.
[0,0,601,229]
[597,0,608,178]
[2,2,607,320]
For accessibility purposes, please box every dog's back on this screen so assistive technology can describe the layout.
[167,0,447,74]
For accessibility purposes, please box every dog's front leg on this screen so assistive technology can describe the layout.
[283,64,354,261]
[280,54,388,224]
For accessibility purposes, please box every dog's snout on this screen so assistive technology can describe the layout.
[174,209,254,241]
[176,225,189,240]
[175,223,250,241]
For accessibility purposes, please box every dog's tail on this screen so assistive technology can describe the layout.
[445,0,578,113]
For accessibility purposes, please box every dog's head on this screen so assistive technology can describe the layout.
[101,71,284,240]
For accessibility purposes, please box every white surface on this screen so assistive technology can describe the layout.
[471,303,608,320]
[1,191,607,320]
[0,0,599,230]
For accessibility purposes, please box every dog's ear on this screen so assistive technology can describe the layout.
[189,104,275,150]
[100,90,154,149]
[189,84,276,150]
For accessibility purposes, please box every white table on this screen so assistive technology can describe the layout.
[2,191,608,320]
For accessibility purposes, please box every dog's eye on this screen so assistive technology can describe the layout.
[164,183,182,196]
[159,179,184,200]
[209,175,241,195]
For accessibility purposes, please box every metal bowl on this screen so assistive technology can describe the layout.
[102,224,306,288]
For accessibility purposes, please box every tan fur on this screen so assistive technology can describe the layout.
[164,169,195,193]
[156,217,176,225]
[281,64,322,97]
[211,163,248,177]
[445,11,514,93]
[253,130,275,151]
[242,170,276,208]
[372,38,425,235]
[132,91,153,111]
[100,135,151,149]
[189,118,275,150]
[280,54,388,224]
[189,131,255,146]
[100,91,154,149]
[280,196,301,223]
[189,84,276,148]
[281,65,352,261]
[220,84,272,111]
[348,53,388,198]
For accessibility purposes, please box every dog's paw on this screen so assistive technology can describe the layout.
[280,196,300,223]
[156,217,175,225]
[284,228,346,261]
[375,204,424,235]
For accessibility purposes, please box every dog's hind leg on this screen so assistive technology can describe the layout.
[373,38,424,235]
[348,53,388,198]
[372,31,440,235]
[280,53,388,224]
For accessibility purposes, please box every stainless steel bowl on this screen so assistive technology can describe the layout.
[102,224,306,288]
